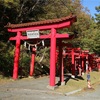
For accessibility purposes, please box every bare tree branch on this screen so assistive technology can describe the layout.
[16,0,28,23]
[28,0,40,14]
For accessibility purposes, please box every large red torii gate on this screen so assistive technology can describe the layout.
[6,14,77,89]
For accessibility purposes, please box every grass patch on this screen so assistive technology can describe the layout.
[0,75,12,84]
[55,71,100,93]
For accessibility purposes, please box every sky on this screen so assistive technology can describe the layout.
[82,0,100,18]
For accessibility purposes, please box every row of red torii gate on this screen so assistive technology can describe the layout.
[6,14,100,89]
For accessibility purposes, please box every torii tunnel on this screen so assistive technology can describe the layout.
[6,14,77,89]
[62,48,90,75]
[61,47,100,76]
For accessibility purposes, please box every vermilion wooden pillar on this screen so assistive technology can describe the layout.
[50,28,56,87]
[30,48,36,76]
[13,31,21,79]
[59,41,64,85]
[82,54,85,73]
[71,49,75,76]
[61,56,64,84]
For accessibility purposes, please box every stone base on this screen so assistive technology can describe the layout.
[28,76,33,78]
[10,78,17,81]
[71,75,75,78]
[82,72,85,76]
[47,85,58,90]
[61,81,65,86]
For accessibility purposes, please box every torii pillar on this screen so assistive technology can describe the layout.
[71,49,75,76]
[13,31,21,79]
[29,47,36,77]
[48,28,56,89]
[81,52,85,73]
[59,41,65,85]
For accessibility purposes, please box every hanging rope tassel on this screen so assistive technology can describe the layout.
[28,44,31,50]
[39,56,44,63]
[39,47,46,63]
[24,41,27,47]
[35,44,37,50]
[42,40,45,46]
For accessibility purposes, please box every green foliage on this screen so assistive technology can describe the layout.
[0,0,100,77]
[93,30,100,55]
[0,42,14,77]
[93,5,100,55]
[95,6,100,23]
[95,6,100,28]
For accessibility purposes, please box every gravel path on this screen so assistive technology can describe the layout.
[0,76,100,100]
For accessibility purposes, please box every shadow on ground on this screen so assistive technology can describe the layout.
[56,74,84,86]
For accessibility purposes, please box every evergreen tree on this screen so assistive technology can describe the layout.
[95,5,100,28]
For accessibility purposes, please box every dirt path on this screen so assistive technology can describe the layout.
[0,75,100,100]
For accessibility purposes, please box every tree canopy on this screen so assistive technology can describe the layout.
[0,0,100,77]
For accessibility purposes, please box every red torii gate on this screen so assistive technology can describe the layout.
[6,14,77,89]
[62,48,89,76]
[63,47,82,76]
